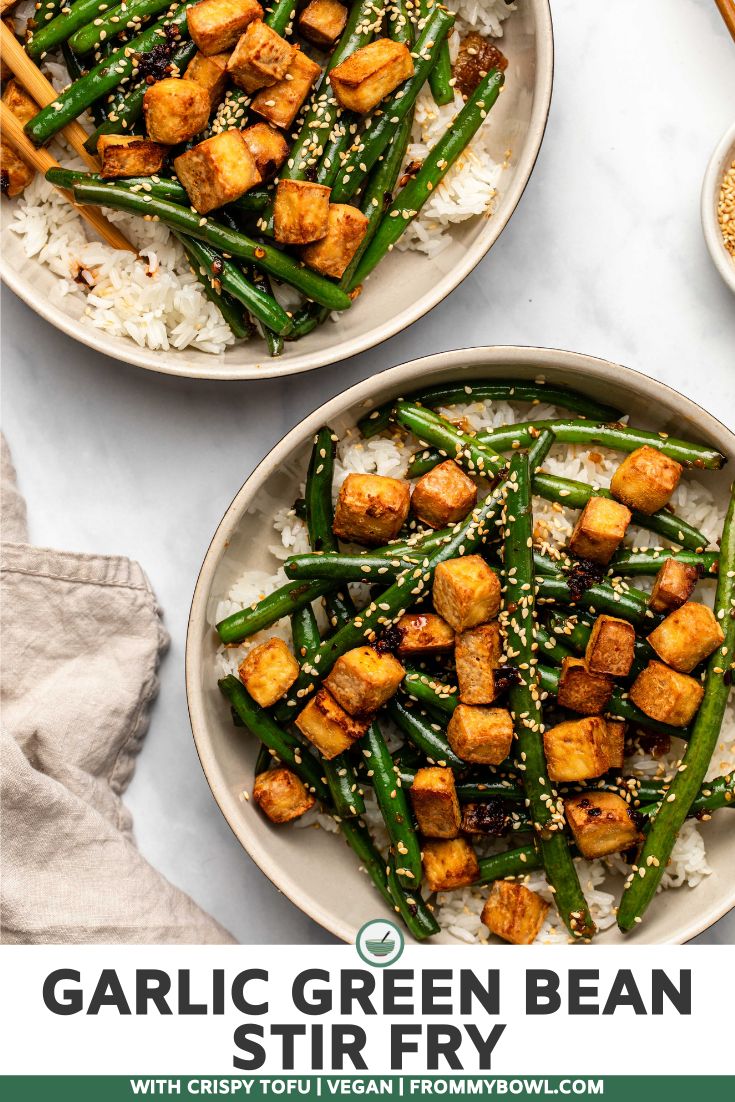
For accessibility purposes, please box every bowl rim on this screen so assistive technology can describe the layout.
[701,117,735,295]
[186,344,735,946]
[0,1,554,381]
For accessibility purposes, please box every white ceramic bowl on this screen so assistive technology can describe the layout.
[186,346,734,945]
[701,119,735,295]
[0,3,553,380]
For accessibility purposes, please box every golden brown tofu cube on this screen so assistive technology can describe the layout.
[174,130,261,213]
[187,0,262,55]
[604,719,626,771]
[629,660,704,727]
[410,767,460,839]
[647,602,725,674]
[585,614,636,677]
[543,716,611,782]
[432,555,501,632]
[226,19,294,92]
[185,50,231,107]
[332,472,410,546]
[565,792,642,858]
[422,837,479,893]
[0,141,33,197]
[253,767,315,823]
[455,622,502,705]
[2,79,37,126]
[238,637,299,707]
[295,687,369,759]
[324,645,404,717]
[411,460,478,530]
[98,135,167,179]
[301,203,369,278]
[251,49,321,129]
[610,445,683,515]
[329,37,414,114]
[557,657,614,716]
[273,178,331,245]
[568,496,632,565]
[649,558,699,614]
[143,78,210,145]
[395,612,455,658]
[447,704,513,765]
[481,880,549,945]
[298,0,347,47]
[240,121,288,179]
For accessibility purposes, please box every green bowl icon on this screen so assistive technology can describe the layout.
[365,938,396,957]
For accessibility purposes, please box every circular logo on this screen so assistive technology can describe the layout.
[356,919,405,967]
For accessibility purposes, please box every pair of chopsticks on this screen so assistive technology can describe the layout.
[0,21,136,254]
[715,0,735,43]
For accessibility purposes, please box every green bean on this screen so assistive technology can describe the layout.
[322,754,365,819]
[609,547,719,577]
[535,625,578,666]
[30,0,66,36]
[385,696,464,769]
[353,67,504,283]
[395,400,507,477]
[536,574,655,627]
[386,853,440,940]
[175,234,253,340]
[48,166,270,216]
[419,0,454,106]
[27,0,116,60]
[219,675,329,800]
[254,742,273,776]
[61,40,109,127]
[329,6,455,202]
[70,0,174,53]
[248,268,284,356]
[217,579,336,645]
[284,550,424,584]
[401,668,457,717]
[360,387,622,441]
[364,722,422,888]
[387,0,414,44]
[291,605,320,661]
[617,483,735,931]
[185,238,292,335]
[339,818,394,910]
[71,180,353,311]
[475,845,543,884]
[502,451,595,939]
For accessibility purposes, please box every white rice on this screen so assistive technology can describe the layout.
[6,1,513,353]
[214,399,735,944]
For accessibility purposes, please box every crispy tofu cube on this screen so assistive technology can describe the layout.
[0,141,33,197]
[253,767,315,823]
[395,612,455,658]
[585,614,636,677]
[629,661,704,727]
[301,203,369,278]
[481,881,549,945]
[187,0,263,55]
[185,50,231,107]
[329,37,414,114]
[604,719,626,771]
[432,555,501,632]
[455,622,502,705]
[226,20,294,92]
[543,716,612,782]
[568,496,632,565]
[2,79,37,126]
[333,472,410,546]
[411,460,478,530]
[422,838,479,893]
[649,558,699,614]
[174,130,261,213]
[647,602,725,674]
[251,49,321,129]
[143,78,211,144]
[557,657,614,716]
[273,178,331,244]
[565,792,642,858]
[298,0,347,47]
[447,704,513,765]
[295,687,369,759]
[410,767,460,839]
[240,121,288,179]
[324,646,404,716]
[610,445,683,515]
[238,637,299,707]
[97,135,167,179]
[461,800,510,837]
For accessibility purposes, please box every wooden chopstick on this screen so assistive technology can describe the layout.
[715,0,735,43]
[1,103,136,253]
[0,21,99,169]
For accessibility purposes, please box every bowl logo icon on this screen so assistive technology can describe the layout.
[356,919,405,967]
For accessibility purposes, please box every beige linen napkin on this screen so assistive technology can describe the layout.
[0,437,234,944]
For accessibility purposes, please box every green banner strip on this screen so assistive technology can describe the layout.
[1,1078,733,1101]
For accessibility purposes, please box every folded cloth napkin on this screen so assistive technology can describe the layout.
[1,436,234,944]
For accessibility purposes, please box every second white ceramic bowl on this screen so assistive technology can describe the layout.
[701,119,735,295]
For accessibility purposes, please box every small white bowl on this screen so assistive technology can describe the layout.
[701,120,735,294]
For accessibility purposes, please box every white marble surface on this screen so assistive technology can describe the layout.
[2,0,735,945]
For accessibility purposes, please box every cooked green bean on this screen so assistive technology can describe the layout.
[27,0,117,60]
[175,234,253,340]
[385,696,464,770]
[47,167,270,215]
[395,400,507,477]
[475,845,542,884]
[61,40,109,126]
[284,550,424,584]
[386,854,440,940]
[536,574,655,626]
[617,483,735,931]
[364,722,422,888]
[339,818,394,910]
[217,579,336,645]
[419,0,454,106]
[69,0,174,54]
[609,547,719,577]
